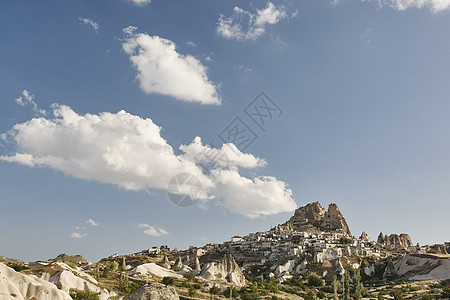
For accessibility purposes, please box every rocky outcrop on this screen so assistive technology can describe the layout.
[193,255,201,273]
[377,232,413,250]
[199,254,246,287]
[0,263,72,300]
[286,202,351,236]
[360,231,370,242]
[173,257,183,270]
[126,284,179,300]
[384,254,450,280]
[43,263,116,300]
[160,255,171,269]
[131,263,182,279]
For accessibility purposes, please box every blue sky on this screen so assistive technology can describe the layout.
[1,0,450,262]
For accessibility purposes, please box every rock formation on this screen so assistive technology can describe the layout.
[0,263,72,300]
[193,255,201,273]
[126,283,179,300]
[173,257,183,270]
[160,255,171,269]
[199,254,246,287]
[383,254,450,280]
[377,232,413,250]
[360,231,370,242]
[285,202,351,236]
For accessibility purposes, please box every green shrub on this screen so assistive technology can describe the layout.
[209,286,221,295]
[70,290,100,300]
[6,263,29,272]
[442,287,450,299]
[162,277,174,286]
[183,272,195,281]
[308,275,325,287]
[119,282,139,295]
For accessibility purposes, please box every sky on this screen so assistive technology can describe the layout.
[1,0,450,262]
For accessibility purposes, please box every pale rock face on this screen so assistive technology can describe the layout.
[131,263,183,279]
[199,254,246,287]
[315,248,342,262]
[295,260,308,274]
[126,284,179,300]
[274,259,296,277]
[0,263,72,300]
[46,265,116,300]
[384,254,450,280]
[364,265,375,276]
[177,265,193,275]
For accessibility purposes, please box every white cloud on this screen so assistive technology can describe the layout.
[15,90,46,115]
[1,104,296,218]
[180,136,266,169]
[186,41,197,47]
[137,223,168,237]
[70,232,87,239]
[122,26,221,105]
[217,2,289,41]
[0,104,212,192]
[128,0,151,6]
[212,169,297,219]
[86,218,99,226]
[367,0,450,12]
[78,17,99,32]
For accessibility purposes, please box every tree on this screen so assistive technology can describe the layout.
[162,276,174,286]
[223,287,238,298]
[353,269,367,300]
[344,270,350,300]
[332,275,339,300]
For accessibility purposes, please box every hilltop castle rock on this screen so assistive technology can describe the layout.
[377,232,413,250]
[284,202,351,236]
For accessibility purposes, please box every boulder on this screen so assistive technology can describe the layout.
[126,284,179,300]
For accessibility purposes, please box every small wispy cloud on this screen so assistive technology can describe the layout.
[186,41,197,47]
[78,17,99,32]
[70,232,87,239]
[136,223,169,237]
[128,0,151,6]
[217,2,291,41]
[14,90,46,115]
[86,218,99,226]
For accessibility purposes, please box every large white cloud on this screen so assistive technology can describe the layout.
[217,2,288,41]
[0,104,211,191]
[0,104,296,218]
[122,27,221,105]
